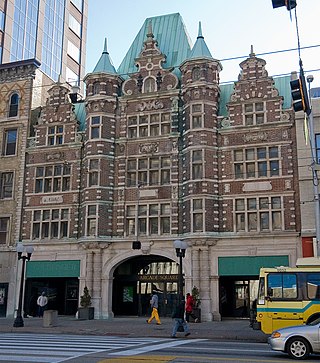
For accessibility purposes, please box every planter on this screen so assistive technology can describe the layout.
[78,307,94,320]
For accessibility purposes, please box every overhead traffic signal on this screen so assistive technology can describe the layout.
[271,0,297,10]
[290,73,311,115]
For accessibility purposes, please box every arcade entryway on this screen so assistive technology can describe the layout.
[112,255,180,317]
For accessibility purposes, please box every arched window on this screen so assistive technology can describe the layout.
[9,93,19,117]
[192,67,201,81]
[93,82,100,95]
[144,77,155,93]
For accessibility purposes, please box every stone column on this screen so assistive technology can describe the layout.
[199,246,212,321]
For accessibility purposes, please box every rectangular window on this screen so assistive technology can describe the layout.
[71,0,83,12]
[127,113,171,138]
[235,196,283,232]
[67,40,80,63]
[47,126,63,146]
[3,129,17,156]
[244,102,265,126]
[0,217,9,244]
[191,104,202,128]
[0,172,13,199]
[267,273,297,299]
[192,150,203,179]
[126,203,171,236]
[90,116,101,139]
[88,159,99,186]
[69,14,81,37]
[192,199,203,232]
[87,205,97,236]
[32,208,69,240]
[234,146,280,179]
[35,165,70,193]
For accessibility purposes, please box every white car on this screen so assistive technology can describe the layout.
[268,317,320,360]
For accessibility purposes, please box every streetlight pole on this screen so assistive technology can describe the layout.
[173,239,188,303]
[13,243,34,327]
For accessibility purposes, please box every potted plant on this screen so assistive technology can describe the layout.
[78,286,94,320]
[191,285,201,322]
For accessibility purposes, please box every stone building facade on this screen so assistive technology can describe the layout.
[1,14,304,321]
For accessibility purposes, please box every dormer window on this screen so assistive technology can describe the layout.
[144,77,155,93]
[9,93,19,117]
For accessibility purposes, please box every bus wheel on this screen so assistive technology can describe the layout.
[286,337,310,360]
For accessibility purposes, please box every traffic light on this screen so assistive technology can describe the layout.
[290,74,311,115]
[271,0,297,10]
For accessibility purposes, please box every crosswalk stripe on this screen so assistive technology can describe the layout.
[0,333,172,363]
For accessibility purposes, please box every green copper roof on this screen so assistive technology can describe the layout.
[73,102,86,131]
[188,22,213,60]
[117,13,192,77]
[219,75,292,117]
[93,38,117,74]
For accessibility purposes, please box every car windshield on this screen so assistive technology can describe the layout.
[307,316,320,326]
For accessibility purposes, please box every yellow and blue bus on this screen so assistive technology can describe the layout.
[254,259,320,334]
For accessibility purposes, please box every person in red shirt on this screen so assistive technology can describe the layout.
[185,293,198,323]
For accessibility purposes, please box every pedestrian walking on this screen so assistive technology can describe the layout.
[37,291,48,317]
[146,291,161,325]
[171,297,190,338]
[185,292,198,323]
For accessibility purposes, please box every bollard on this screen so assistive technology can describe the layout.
[43,310,58,327]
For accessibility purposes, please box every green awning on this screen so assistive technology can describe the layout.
[218,255,289,276]
[26,260,80,278]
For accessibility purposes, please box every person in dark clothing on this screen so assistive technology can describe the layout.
[171,297,190,338]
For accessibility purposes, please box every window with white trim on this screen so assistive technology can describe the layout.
[32,208,69,239]
[192,150,203,179]
[47,125,63,145]
[87,205,97,236]
[35,165,71,193]
[127,113,170,138]
[234,146,279,179]
[0,172,13,199]
[127,156,171,187]
[88,159,99,186]
[90,116,101,139]
[235,196,282,232]
[244,102,265,126]
[191,104,203,128]
[192,199,204,232]
[126,203,170,236]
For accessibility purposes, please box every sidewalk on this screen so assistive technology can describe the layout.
[0,316,268,342]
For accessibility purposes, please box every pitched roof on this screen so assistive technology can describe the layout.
[92,38,117,74]
[117,13,192,77]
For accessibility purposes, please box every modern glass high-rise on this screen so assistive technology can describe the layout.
[0,0,87,88]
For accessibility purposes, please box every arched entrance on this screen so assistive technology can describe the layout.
[112,255,180,317]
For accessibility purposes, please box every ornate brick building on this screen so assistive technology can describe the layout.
[2,13,302,321]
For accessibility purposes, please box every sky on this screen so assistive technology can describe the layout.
[85,0,320,87]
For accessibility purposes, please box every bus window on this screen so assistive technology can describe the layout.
[267,273,297,299]
[307,274,320,299]
[257,277,265,305]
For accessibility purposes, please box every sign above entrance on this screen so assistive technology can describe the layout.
[138,274,179,282]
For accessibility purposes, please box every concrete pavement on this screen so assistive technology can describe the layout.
[0,315,268,342]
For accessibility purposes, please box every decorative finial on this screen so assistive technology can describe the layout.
[147,21,154,39]
[249,45,255,57]
[197,21,204,39]
[103,38,109,54]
